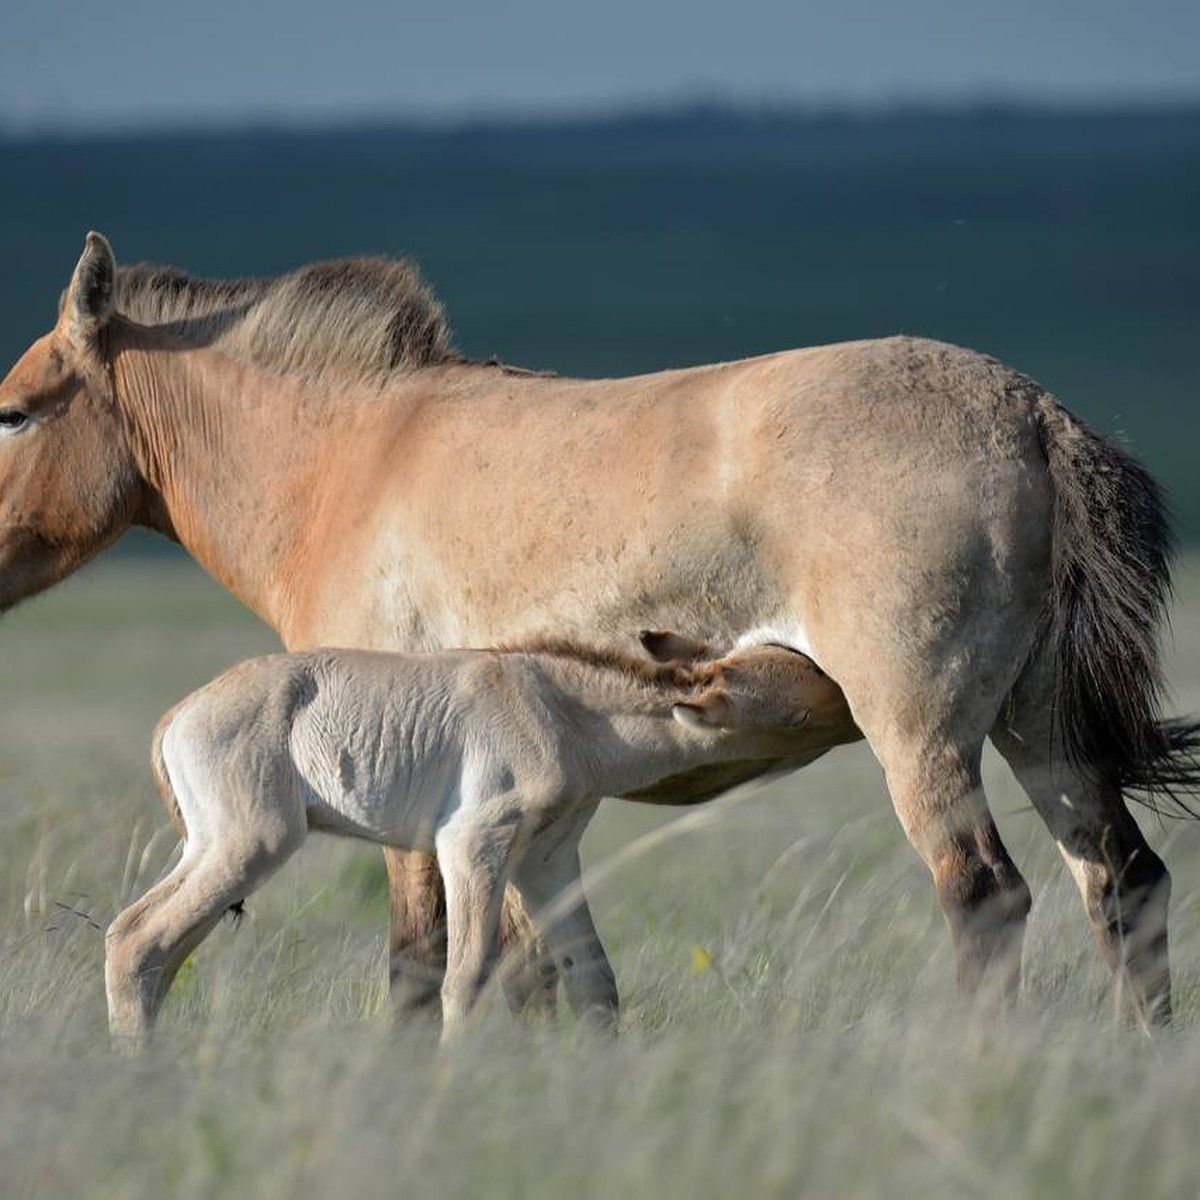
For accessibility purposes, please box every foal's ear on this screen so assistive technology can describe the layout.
[639,629,714,665]
[672,689,735,732]
[60,231,115,346]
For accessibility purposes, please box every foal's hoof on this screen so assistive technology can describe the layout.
[109,1029,151,1056]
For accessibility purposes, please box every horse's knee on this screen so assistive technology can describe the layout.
[104,915,133,991]
[1090,838,1167,923]
[390,948,446,1018]
[501,941,559,1018]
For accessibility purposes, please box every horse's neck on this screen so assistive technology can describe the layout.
[112,328,326,631]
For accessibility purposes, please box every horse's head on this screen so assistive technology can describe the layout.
[673,643,854,738]
[0,233,141,610]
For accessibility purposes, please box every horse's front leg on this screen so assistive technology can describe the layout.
[383,846,448,1016]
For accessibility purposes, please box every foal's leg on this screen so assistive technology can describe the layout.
[105,824,304,1043]
[105,853,227,1043]
[383,847,556,1019]
[108,717,308,1045]
[499,886,561,1018]
[992,675,1172,1025]
[435,812,523,1039]
[512,813,618,1032]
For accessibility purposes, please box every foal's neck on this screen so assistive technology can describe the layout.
[522,641,691,716]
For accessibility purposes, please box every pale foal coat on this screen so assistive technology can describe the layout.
[105,641,856,1041]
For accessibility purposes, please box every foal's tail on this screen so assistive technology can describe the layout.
[150,704,188,839]
[150,701,246,922]
[1034,395,1200,814]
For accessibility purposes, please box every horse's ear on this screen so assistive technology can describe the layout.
[639,629,714,665]
[672,689,735,732]
[61,231,115,345]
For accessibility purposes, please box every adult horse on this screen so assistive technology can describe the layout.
[1,233,1195,1024]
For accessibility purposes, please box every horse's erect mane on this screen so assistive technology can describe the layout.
[110,255,457,383]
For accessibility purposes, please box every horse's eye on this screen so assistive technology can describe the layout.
[0,410,29,432]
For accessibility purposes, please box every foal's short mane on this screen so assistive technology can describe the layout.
[495,635,696,692]
[109,256,457,382]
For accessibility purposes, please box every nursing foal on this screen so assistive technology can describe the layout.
[106,636,857,1040]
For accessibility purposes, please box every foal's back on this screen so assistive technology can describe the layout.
[158,648,508,852]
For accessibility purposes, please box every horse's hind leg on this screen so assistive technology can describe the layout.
[106,853,232,1042]
[872,734,1032,1008]
[816,596,1035,1010]
[991,671,1171,1025]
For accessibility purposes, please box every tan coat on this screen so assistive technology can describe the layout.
[2,233,1192,1026]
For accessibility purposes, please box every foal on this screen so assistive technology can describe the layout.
[105,636,856,1040]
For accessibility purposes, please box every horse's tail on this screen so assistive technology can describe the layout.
[1034,395,1200,814]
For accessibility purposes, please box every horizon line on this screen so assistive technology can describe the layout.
[4,90,1200,143]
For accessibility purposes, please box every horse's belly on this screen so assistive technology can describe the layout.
[341,504,793,656]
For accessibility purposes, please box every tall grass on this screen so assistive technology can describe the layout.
[2,559,1198,1198]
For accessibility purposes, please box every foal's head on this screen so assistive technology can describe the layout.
[0,233,140,610]
[679,644,853,736]
[639,630,854,738]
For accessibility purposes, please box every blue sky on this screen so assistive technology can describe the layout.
[4,0,1199,131]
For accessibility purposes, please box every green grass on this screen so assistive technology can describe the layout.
[2,557,1200,1198]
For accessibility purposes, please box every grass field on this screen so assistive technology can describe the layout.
[3,558,1200,1199]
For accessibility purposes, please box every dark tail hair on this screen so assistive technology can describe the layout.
[1037,396,1200,814]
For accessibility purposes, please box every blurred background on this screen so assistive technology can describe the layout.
[1,1,1197,532]
[3,10,1200,1190]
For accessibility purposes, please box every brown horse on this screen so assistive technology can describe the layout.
[2,233,1196,1025]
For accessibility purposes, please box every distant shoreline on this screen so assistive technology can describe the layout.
[4,96,1200,146]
